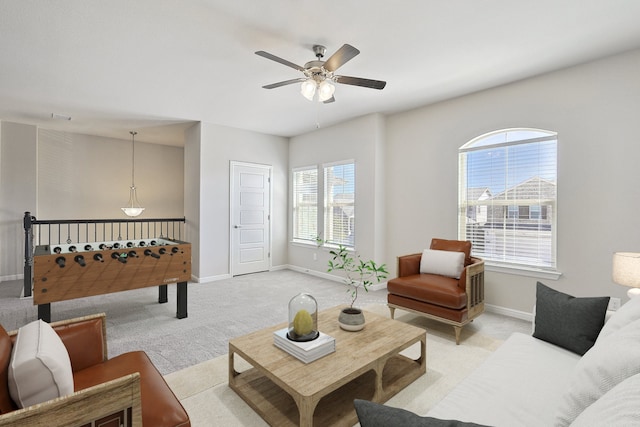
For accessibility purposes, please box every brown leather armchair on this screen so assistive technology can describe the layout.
[387,238,485,344]
[0,313,190,427]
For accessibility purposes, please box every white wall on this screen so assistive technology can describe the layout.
[288,114,387,278]
[0,122,37,280]
[38,130,184,219]
[194,122,288,282]
[385,48,640,314]
[184,123,202,278]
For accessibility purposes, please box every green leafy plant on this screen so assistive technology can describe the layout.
[327,245,388,309]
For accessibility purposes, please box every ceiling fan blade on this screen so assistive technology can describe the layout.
[335,75,387,90]
[262,78,306,89]
[323,44,360,72]
[255,51,305,72]
[323,96,336,104]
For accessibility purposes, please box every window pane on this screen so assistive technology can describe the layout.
[464,129,555,149]
[292,168,317,242]
[459,130,557,269]
[324,162,355,248]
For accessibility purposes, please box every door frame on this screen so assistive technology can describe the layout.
[229,161,273,276]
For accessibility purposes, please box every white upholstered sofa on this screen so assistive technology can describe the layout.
[355,283,640,427]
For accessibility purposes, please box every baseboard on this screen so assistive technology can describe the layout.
[286,265,388,291]
[286,264,343,283]
[194,265,292,282]
[485,303,533,322]
[192,273,231,284]
[368,282,388,292]
[1,273,23,282]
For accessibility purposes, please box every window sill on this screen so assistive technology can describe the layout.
[290,240,355,251]
[290,240,320,248]
[485,262,562,281]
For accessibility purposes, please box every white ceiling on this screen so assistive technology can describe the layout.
[2,1,640,146]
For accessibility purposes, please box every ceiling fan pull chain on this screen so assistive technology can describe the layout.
[315,100,321,129]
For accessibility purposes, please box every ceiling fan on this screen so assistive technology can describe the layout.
[255,44,386,103]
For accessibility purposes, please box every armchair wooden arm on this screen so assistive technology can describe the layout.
[0,373,142,427]
[465,257,485,320]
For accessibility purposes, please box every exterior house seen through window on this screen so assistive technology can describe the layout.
[292,161,356,249]
[458,129,558,270]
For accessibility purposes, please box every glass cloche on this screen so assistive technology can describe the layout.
[287,293,319,342]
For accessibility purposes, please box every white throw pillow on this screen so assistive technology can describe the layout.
[8,320,74,408]
[569,373,640,426]
[419,249,465,279]
[595,295,640,343]
[555,318,640,426]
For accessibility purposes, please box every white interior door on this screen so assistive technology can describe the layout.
[230,162,271,276]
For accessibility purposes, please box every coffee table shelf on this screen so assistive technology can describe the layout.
[229,306,426,427]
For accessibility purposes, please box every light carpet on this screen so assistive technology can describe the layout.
[0,270,392,375]
[163,303,503,427]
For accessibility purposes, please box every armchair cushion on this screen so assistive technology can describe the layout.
[533,282,609,355]
[8,320,73,408]
[73,351,189,427]
[430,238,472,266]
[420,249,465,279]
[388,274,466,310]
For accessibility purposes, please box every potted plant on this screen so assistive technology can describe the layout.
[327,245,388,331]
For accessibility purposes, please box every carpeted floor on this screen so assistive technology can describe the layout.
[0,269,530,375]
[1,269,533,426]
[163,303,507,426]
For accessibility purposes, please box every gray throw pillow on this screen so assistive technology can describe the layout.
[533,282,609,355]
[354,399,491,427]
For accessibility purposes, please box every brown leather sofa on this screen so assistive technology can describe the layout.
[387,238,485,344]
[0,313,190,427]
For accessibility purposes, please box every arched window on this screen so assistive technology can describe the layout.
[458,128,557,270]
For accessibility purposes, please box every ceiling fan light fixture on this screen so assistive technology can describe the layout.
[258,44,386,104]
[300,79,316,101]
[318,79,335,102]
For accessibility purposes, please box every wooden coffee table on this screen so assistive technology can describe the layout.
[228,305,426,427]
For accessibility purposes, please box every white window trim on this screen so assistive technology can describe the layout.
[485,262,562,281]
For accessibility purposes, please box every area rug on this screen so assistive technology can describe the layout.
[163,303,503,426]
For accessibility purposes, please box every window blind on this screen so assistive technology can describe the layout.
[292,167,318,242]
[324,161,355,248]
[459,129,557,269]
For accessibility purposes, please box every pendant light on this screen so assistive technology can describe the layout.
[121,131,145,217]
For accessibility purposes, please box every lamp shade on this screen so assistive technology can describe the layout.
[612,252,640,298]
[317,80,335,102]
[300,79,316,101]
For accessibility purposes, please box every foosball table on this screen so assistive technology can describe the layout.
[32,237,191,322]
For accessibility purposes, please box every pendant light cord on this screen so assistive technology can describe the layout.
[130,131,137,187]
